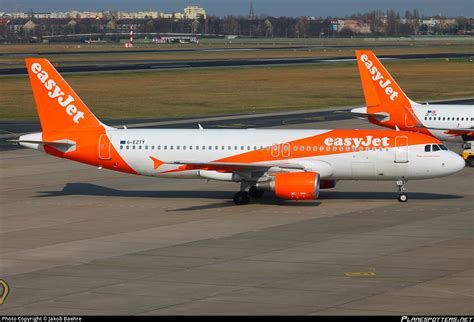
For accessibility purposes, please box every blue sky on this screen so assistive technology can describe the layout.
[1,0,472,17]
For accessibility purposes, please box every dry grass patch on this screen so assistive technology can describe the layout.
[0,59,472,120]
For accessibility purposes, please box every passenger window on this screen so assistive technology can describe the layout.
[145,146,148,150]
[170,146,173,150]
[425,145,431,152]
[120,145,123,150]
[196,146,199,150]
[432,145,440,152]
[209,146,212,150]
[300,146,304,151]
[247,146,251,150]
[132,146,135,150]
[189,146,193,150]
[307,146,311,151]
[183,146,186,150]
[176,146,180,150]
[294,146,298,151]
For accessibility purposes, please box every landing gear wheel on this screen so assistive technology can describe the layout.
[233,191,250,205]
[398,193,408,202]
[396,180,408,202]
[249,186,264,198]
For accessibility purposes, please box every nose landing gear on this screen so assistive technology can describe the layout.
[397,180,408,202]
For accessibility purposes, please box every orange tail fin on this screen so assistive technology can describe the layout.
[355,50,420,128]
[26,58,102,133]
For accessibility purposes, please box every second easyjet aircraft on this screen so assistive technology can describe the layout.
[352,50,473,142]
[18,58,465,204]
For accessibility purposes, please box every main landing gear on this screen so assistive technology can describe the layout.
[233,185,265,205]
[397,179,408,202]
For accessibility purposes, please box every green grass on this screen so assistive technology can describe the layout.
[1,58,473,120]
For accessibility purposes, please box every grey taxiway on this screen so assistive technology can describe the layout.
[0,115,473,315]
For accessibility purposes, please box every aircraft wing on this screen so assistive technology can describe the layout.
[415,125,474,132]
[170,160,305,171]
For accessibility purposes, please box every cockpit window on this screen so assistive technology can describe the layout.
[424,145,431,152]
[432,144,440,152]
[439,145,448,151]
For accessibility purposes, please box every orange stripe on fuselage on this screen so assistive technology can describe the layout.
[155,129,439,174]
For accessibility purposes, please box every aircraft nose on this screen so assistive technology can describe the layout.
[444,151,465,175]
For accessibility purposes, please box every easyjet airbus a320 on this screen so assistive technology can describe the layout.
[17,59,465,204]
[351,50,474,142]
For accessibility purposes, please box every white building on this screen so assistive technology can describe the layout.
[117,11,160,19]
[184,6,206,19]
[421,18,440,27]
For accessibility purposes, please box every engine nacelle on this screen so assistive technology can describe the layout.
[320,179,336,189]
[256,172,320,200]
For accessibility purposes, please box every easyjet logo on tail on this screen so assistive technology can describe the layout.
[30,63,85,124]
[360,54,399,102]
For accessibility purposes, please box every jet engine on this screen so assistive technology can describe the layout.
[320,179,336,189]
[256,172,320,200]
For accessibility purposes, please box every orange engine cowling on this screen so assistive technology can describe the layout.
[257,172,320,200]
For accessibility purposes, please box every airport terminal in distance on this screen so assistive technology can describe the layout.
[0,32,473,316]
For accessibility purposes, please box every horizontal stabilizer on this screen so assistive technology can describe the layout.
[346,107,390,122]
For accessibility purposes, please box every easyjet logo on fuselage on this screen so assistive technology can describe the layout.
[360,54,399,102]
[30,63,85,124]
[324,136,390,148]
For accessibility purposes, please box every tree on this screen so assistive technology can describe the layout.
[294,18,308,38]
[223,16,239,34]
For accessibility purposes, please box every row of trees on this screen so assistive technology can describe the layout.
[1,9,471,42]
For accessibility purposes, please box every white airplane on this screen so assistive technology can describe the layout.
[351,50,474,143]
[17,58,465,204]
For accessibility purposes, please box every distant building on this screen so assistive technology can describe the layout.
[117,11,161,19]
[184,6,206,19]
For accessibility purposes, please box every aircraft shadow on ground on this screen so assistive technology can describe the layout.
[36,182,463,203]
